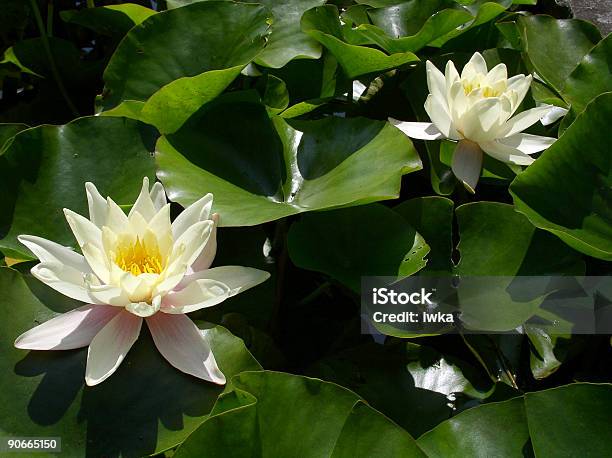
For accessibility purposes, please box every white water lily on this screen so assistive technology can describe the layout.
[391,52,557,192]
[14,178,270,386]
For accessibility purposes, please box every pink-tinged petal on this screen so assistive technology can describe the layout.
[161,279,230,314]
[190,213,218,272]
[452,140,483,194]
[85,311,142,386]
[129,177,157,222]
[388,119,445,140]
[171,193,213,240]
[18,235,90,273]
[85,182,108,228]
[14,304,121,350]
[179,266,270,297]
[499,133,556,155]
[146,313,226,385]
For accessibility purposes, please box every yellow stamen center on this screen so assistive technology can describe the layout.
[463,80,501,98]
[115,237,163,275]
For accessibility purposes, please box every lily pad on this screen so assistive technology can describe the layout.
[156,97,421,227]
[0,116,156,260]
[174,371,425,457]
[101,1,271,110]
[517,15,601,94]
[287,204,430,292]
[510,93,612,260]
[302,5,419,79]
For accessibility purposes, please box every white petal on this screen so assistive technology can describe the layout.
[149,181,167,211]
[449,81,470,120]
[388,119,445,140]
[426,60,447,107]
[171,194,213,240]
[126,295,161,317]
[452,140,483,194]
[171,220,214,271]
[190,213,219,272]
[459,98,503,143]
[18,235,90,272]
[506,74,532,113]
[147,204,173,256]
[85,311,142,386]
[105,197,130,234]
[154,221,213,295]
[87,283,130,307]
[479,140,535,165]
[485,63,507,84]
[540,105,568,126]
[461,52,487,80]
[85,182,108,228]
[63,209,102,251]
[180,266,270,297]
[424,95,458,140]
[445,60,460,92]
[498,133,556,154]
[129,177,157,222]
[31,262,94,303]
[81,242,111,284]
[14,304,121,350]
[161,279,230,314]
[146,313,226,384]
[499,105,552,137]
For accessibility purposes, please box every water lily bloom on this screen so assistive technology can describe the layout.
[391,52,557,192]
[14,178,270,386]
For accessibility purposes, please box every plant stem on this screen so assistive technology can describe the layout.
[86,0,95,8]
[29,0,79,117]
[268,219,288,340]
[46,1,53,37]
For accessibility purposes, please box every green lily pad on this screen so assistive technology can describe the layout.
[60,4,156,38]
[510,93,612,260]
[287,203,430,292]
[174,371,425,457]
[417,397,529,457]
[0,116,156,260]
[517,15,601,94]
[346,0,473,53]
[0,268,261,457]
[156,97,421,227]
[302,5,419,79]
[418,383,612,456]
[394,197,454,274]
[101,1,271,110]
[562,34,612,117]
[454,202,584,332]
[524,383,612,457]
